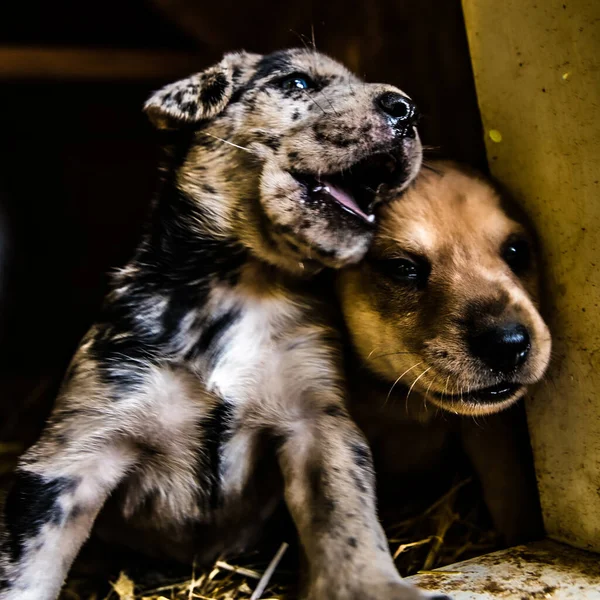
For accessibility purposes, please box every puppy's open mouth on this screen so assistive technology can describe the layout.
[291,152,404,224]
[431,382,524,404]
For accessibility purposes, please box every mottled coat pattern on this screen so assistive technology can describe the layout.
[0,49,446,600]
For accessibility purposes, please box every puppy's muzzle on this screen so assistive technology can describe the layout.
[468,322,531,374]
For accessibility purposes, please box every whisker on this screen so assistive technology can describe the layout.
[385,361,423,406]
[302,88,328,115]
[290,29,313,53]
[405,366,432,414]
[319,92,340,116]
[368,350,418,360]
[421,161,443,175]
[318,87,340,117]
[424,377,435,411]
[443,375,451,403]
[202,133,255,154]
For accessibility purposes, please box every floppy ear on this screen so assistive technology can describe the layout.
[144,51,261,129]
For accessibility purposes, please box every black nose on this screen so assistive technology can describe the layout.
[376,92,419,127]
[468,323,531,374]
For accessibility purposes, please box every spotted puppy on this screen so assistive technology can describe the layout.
[0,49,446,600]
[339,162,551,546]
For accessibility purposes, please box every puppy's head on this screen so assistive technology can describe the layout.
[338,162,551,416]
[145,48,422,274]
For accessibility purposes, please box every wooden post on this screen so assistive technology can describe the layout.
[461,0,600,552]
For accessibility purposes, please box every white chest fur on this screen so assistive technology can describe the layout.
[207,285,305,403]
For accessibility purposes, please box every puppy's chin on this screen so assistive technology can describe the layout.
[250,162,375,273]
[423,383,528,416]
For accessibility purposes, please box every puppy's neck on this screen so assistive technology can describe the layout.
[118,132,248,286]
[147,183,246,273]
[119,178,318,301]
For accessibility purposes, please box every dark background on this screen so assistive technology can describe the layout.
[0,0,486,451]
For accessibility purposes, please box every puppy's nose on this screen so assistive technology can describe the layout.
[469,323,531,373]
[376,92,419,128]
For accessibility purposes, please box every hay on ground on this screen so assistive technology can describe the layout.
[59,477,498,600]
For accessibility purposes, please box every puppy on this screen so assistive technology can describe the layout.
[0,49,447,600]
[338,161,551,546]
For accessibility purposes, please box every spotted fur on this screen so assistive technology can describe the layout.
[0,49,445,600]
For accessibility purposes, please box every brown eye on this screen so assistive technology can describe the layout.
[375,257,429,288]
[502,236,531,275]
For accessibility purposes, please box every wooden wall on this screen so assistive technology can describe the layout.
[462,0,600,551]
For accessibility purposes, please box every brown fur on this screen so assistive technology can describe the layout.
[338,161,551,544]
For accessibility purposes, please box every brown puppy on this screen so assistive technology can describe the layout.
[338,161,551,545]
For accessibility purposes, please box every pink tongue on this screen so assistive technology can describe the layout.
[321,180,374,222]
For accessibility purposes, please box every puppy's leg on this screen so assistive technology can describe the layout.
[278,402,449,600]
[0,428,137,600]
[461,404,544,545]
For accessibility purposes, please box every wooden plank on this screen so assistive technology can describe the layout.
[0,47,205,80]
[408,540,600,599]
[461,0,600,552]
